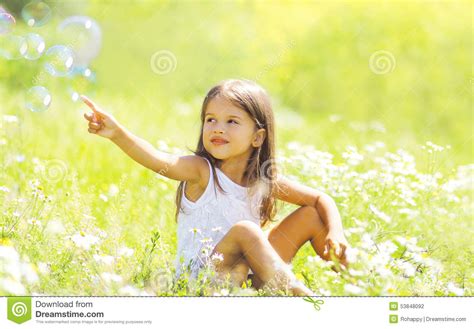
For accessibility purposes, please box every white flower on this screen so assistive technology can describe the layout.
[83,213,96,220]
[4,261,21,281]
[37,262,50,275]
[447,282,464,296]
[220,288,229,296]
[213,288,230,296]
[101,272,123,284]
[342,146,364,166]
[99,194,108,202]
[369,121,386,133]
[211,253,224,262]
[370,253,390,268]
[16,154,25,163]
[199,237,213,244]
[45,219,65,234]
[118,247,134,257]
[376,266,392,278]
[375,141,385,148]
[344,247,359,263]
[319,288,332,296]
[423,141,445,152]
[344,284,364,295]
[71,233,99,250]
[378,241,398,255]
[108,184,119,197]
[3,115,19,123]
[399,261,416,277]
[369,204,391,223]
[364,144,377,153]
[21,263,39,284]
[395,236,407,246]
[348,269,365,276]
[0,278,26,295]
[398,208,419,218]
[27,217,42,228]
[307,255,325,263]
[361,234,375,250]
[189,228,202,235]
[329,114,342,123]
[93,254,115,265]
[0,246,20,262]
[0,186,10,193]
[119,285,140,295]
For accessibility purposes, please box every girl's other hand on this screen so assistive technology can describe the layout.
[82,95,122,140]
[323,230,350,269]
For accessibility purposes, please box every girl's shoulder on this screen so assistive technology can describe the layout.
[190,156,212,190]
[182,156,212,203]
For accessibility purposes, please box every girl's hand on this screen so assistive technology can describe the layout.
[82,95,122,140]
[323,230,350,267]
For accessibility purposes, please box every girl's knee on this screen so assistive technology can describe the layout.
[229,220,265,247]
[230,220,262,236]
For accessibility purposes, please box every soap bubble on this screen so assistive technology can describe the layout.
[23,33,45,60]
[0,8,15,35]
[58,16,102,68]
[68,67,97,102]
[44,45,75,77]
[25,86,52,112]
[0,35,27,60]
[21,1,51,27]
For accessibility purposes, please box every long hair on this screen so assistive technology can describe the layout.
[174,79,278,228]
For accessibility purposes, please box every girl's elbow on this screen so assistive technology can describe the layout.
[315,193,336,208]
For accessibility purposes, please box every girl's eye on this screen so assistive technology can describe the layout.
[205,118,238,124]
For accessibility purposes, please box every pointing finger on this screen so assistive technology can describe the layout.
[81,95,108,119]
[81,95,97,111]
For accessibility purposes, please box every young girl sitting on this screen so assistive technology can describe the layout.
[82,79,349,296]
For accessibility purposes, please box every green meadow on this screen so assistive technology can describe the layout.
[0,0,472,296]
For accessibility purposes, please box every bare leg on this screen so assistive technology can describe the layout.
[250,206,348,289]
[210,220,314,296]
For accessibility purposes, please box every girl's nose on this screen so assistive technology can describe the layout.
[213,125,225,134]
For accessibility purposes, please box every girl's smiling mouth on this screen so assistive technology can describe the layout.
[210,137,229,145]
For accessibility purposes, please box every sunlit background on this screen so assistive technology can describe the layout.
[0,0,472,296]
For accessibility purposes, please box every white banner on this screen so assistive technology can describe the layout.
[0,297,471,329]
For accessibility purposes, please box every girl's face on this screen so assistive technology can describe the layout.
[203,96,265,161]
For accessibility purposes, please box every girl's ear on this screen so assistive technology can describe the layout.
[252,128,266,147]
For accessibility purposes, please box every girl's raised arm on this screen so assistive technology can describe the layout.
[82,95,207,183]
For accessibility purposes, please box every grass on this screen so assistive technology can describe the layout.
[0,0,472,296]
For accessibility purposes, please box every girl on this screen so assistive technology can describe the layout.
[82,79,349,296]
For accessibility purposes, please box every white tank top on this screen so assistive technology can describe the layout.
[174,157,263,279]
